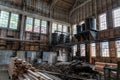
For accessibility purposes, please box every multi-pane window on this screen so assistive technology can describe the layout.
[73,45,77,56]
[73,24,77,34]
[25,17,33,32]
[101,42,109,57]
[80,44,86,56]
[0,11,9,28]
[90,43,96,57]
[41,20,47,34]
[113,8,120,27]
[52,23,57,33]
[9,13,19,29]
[34,19,40,33]
[99,13,107,30]
[63,25,68,33]
[58,24,62,32]
[116,40,120,57]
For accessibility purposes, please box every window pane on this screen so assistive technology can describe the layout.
[73,45,77,56]
[9,13,19,29]
[116,40,120,57]
[63,25,68,33]
[73,24,77,34]
[58,24,62,32]
[80,44,86,56]
[91,43,96,57]
[99,13,107,30]
[25,17,33,32]
[0,11,9,28]
[34,19,40,33]
[52,23,57,33]
[101,42,109,57]
[113,8,120,27]
[41,20,47,34]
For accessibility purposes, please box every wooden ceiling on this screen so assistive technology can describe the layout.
[45,0,88,11]
[9,0,88,12]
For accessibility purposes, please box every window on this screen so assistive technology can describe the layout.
[9,13,19,29]
[99,13,107,30]
[80,44,86,56]
[58,24,62,32]
[90,43,96,57]
[113,8,120,27]
[73,24,77,34]
[63,25,68,33]
[41,20,47,34]
[73,45,77,56]
[0,11,9,28]
[25,17,33,32]
[52,23,57,33]
[101,42,109,57]
[116,40,120,57]
[34,19,40,33]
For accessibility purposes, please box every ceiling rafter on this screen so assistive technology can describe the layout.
[70,0,91,16]
[50,0,59,9]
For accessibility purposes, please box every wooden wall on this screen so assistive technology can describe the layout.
[70,0,120,63]
[0,0,69,22]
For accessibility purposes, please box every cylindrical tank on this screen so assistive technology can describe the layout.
[85,18,96,30]
[76,25,82,34]
[51,33,58,45]
[59,34,65,44]
[81,23,86,31]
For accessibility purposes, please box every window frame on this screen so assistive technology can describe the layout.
[112,7,120,28]
[115,40,120,58]
[9,13,19,30]
[101,41,109,57]
[73,45,77,56]
[80,44,86,57]
[52,22,58,33]
[25,16,33,32]
[33,18,41,33]
[90,43,96,57]
[0,10,9,29]
[41,20,47,34]
[72,24,77,35]
[99,13,107,30]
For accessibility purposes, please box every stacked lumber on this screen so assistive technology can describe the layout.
[8,57,53,80]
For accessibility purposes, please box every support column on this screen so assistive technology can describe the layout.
[20,15,25,40]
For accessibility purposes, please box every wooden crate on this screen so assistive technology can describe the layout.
[34,46,39,51]
[25,46,30,50]
[30,46,34,51]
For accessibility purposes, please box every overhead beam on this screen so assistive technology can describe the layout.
[61,0,73,5]
[50,0,59,9]
[70,0,91,16]
[72,0,78,10]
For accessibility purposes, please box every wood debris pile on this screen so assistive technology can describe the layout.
[8,58,53,80]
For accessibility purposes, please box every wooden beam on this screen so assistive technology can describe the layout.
[50,0,58,9]
[70,0,91,16]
